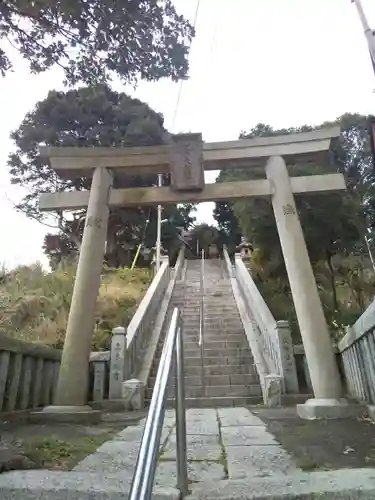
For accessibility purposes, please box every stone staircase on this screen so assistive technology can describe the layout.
[147,258,262,407]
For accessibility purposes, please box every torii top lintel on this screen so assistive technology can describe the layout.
[39,126,340,185]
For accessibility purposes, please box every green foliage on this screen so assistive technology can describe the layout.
[188,224,224,256]
[215,114,375,338]
[213,201,242,253]
[0,1,194,85]
[8,84,195,267]
[217,117,371,266]
[24,433,115,470]
[9,84,166,218]
[0,261,152,350]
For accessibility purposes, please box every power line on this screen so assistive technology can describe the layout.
[170,0,202,131]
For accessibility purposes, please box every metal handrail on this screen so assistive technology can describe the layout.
[199,249,205,395]
[128,308,188,500]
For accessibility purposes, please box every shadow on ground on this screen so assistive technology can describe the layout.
[253,407,375,471]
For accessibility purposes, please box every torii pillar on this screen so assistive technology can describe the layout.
[43,166,113,416]
[266,156,349,419]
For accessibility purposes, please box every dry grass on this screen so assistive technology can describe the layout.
[0,262,152,351]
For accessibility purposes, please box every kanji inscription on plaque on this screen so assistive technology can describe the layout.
[169,133,205,192]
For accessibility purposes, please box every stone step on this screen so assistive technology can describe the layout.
[183,311,234,316]
[181,303,236,309]
[201,292,236,297]
[202,311,240,317]
[151,363,254,377]
[181,285,231,290]
[183,302,237,308]
[195,297,235,302]
[153,354,252,368]
[146,384,261,400]
[182,325,244,332]
[183,324,244,331]
[182,335,247,343]
[183,340,247,350]
[169,355,253,367]
[182,328,245,341]
[148,373,259,388]
[183,323,244,329]
[163,395,263,408]
[182,329,245,337]
[155,344,251,357]
[183,313,240,319]
[183,347,251,358]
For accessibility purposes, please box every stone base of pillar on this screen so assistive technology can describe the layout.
[297,398,366,420]
[29,405,102,424]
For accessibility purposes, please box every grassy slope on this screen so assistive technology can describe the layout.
[0,262,152,351]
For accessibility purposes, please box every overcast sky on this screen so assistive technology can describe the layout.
[0,0,375,269]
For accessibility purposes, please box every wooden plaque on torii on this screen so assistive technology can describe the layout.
[169,133,205,192]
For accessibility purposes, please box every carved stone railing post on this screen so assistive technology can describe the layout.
[275,320,299,393]
[109,326,127,399]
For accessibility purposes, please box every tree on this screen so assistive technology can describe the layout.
[214,115,375,334]
[8,84,194,267]
[215,116,373,267]
[43,233,78,271]
[146,203,197,264]
[188,224,224,257]
[213,201,242,253]
[0,1,194,85]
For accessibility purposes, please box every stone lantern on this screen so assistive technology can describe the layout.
[237,238,252,261]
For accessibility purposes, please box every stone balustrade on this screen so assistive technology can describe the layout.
[223,248,299,405]
[108,255,173,400]
[108,248,185,406]
[337,298,375,403]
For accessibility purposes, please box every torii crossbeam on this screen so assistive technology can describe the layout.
[39,126,343,211]
[39,126,347,420]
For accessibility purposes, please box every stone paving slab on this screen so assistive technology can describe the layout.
[185,409,218,436]
[75,416,172,475]
[155,460,226,487]
[112,424,145,441]
[221,425,278,447]
[73,441,140,474]
[0,470,179,500]
[217,407,264,427]
[186,409,217,421]
[162,433,222,461]
[186,419,220,436]
[3,468,375,499]
[225,445,297,479]
[188,468,375,499]
[112,421,172,444]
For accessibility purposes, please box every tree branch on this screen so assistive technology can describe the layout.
[4,191,61,230]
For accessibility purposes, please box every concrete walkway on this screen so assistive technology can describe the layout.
[74,407,297,485]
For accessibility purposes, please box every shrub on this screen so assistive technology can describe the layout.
[0,261,152,350]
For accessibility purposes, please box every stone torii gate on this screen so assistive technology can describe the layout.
[39,127,349,419]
